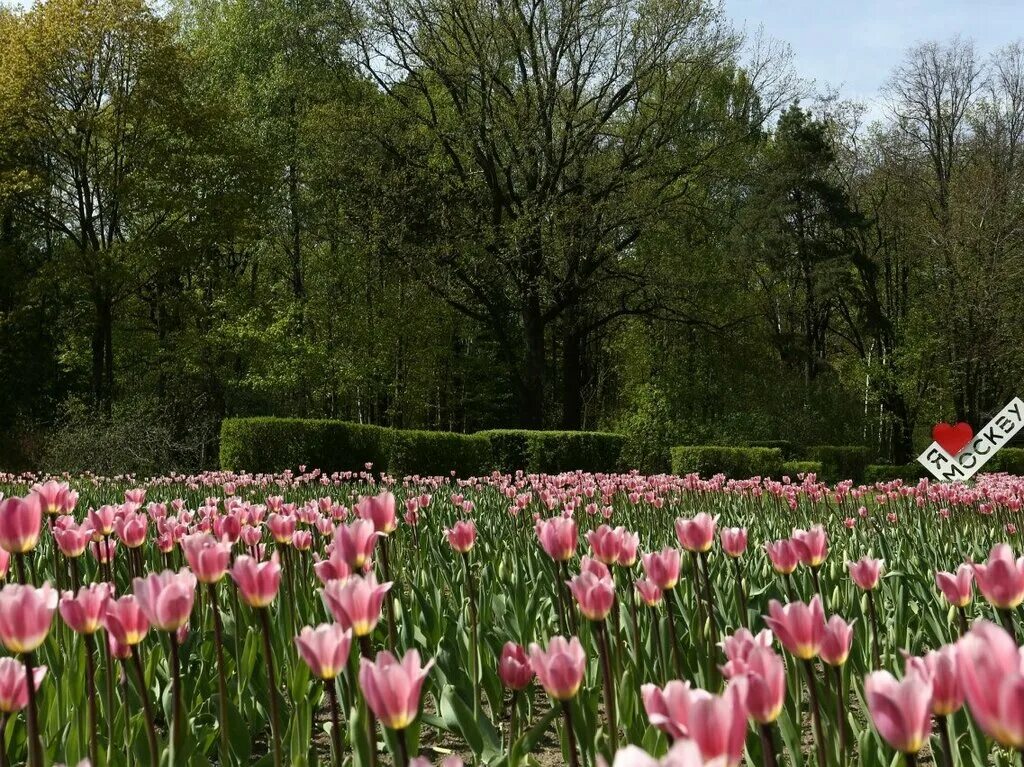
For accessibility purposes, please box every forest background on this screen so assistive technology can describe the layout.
[1,0,1023,473]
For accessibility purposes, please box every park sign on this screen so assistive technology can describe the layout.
[917,397,1024,482]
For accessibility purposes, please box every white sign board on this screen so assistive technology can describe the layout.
[917,397,1024,482]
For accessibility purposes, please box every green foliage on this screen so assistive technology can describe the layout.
[751,440,802,460]
[806,445,873,482]
[387,430,492,477]
[670,446,783,478]
[781,460,823,477]
[990,448,1024,475]
[863,464,927,484]
[479,430,625,474]
[616,384,673,474]
[219,417,392,473]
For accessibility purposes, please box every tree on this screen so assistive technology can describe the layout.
[356,0,792,426]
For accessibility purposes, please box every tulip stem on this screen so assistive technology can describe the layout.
[508,690,520,751]
[595,620,618,756]
[905,753,917,767]
[130,645,160,767]
[325,678,344,767]
[956,607,969,638]
[664,593,684,679]
[207,583,232,766]
[15,554,43,767]
[257,608,284,767]
[394,729,410,767]
[810,566,826,611]
[379,538,399,649]
[801,659,827,767]
[732,557,748,628]
[999,609,1017,643]
[561,700,581,767]
[461,552,481,725]
[84,633,100,767]
[833,665,847,766]
[359,635,379,767]
[867,589,881,669]
[103,634,116,764]
[699,551,719,648]
[936,715,953,767]
[169,636,185,756]
[758,723,779,767]
[0,713,6,767]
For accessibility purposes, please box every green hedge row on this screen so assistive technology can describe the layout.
[219,418,624,475]
[805,445,872,482]
[670,446,783,478]
[782,460,824,477]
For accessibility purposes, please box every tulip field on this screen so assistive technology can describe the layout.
[0,468,1023,767]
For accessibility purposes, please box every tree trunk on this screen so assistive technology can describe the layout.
[520,299,545,428]
[561,327,583,430]
[92,293,114,417]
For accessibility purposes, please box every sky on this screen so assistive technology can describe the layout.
[725,0,1023,120]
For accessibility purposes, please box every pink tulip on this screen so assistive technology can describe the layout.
[819,615,854,666]
[536,517,578,562]
[865,669,933,753]
[586,525,625,565]
[791,526,828,567]
[31,480,69,516]
[957,620,1024,747]
[971,544,1024,609]
[445,520,476,553]
[231,554,282,608]
[741,646,786,724]
[0,583,57,653]
[848,557,883,590]
[688,678,748,767]
[0,494,42,554]
[641,680,692,738]
[103,595,150,646]
[765,540,799,575]
[904,644,963,716]
[356,492,398,535]
[133,569,197,632]
[182,534,232,584]
[720,528,747,558]
[720,628,773,663]
[87,506,117,538]
[674,513,717,553]
[603,740,707,767]
[267,513,296,544]
[0,657,46,713]
[498,642,533,690]
[529,635,586,700]
[59,583,111,635]
[114,512,148,548]
[359,649,434,729]
[313,547,353,585]
[53,519,92,558]
[641,548,681,591]
[334,520,378,569]
[763,596,825,659]
[935,564,974,607]
[567,571,615,621]
[322,573,392,636]
[634,578,663,606]
[294,623,352,680]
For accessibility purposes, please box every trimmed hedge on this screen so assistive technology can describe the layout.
[749,440,802,460]
[219,417,392,473]
[806,445,872,482]
[990,448,1024,475]
[864,464,927,484]
[387,430,492,477]
[782,460,823,477]
[478,430,626,474]
[220,419,623,475]
[670,446,783,478]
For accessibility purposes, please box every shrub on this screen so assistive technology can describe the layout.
[219,417,391,473]
[617,385,672,473]
[989,448,1024,475]
[750,440,802,460]
[805,445,872,482]
[863,464,927,484]
[781,460,823,477]
[479,430,626,474]
[387,430,492,477]
[670,446,783,478]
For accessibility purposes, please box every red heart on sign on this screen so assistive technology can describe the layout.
[932,422,973,456]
